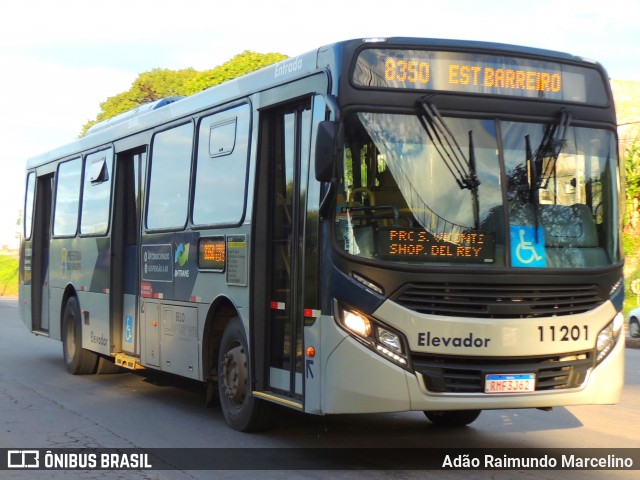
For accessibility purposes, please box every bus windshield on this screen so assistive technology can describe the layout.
[335,111,620,268]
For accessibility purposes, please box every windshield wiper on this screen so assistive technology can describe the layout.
[418,99,480,229]
[534,108,572,189]
[525,108,572,241]
[525,134,541,240]
[418,99,480,191]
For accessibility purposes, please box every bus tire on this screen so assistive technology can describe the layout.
[218,316,276,432]
[629,316,640,338]
[62,297,98,375]
[424,410,481,427]
[95,357,123,374]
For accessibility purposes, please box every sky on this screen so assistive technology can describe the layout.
[1,0,639,247]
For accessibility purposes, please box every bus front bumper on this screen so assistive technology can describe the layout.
[318,327,624,414]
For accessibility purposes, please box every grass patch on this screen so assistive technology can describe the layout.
[0,255,18,296]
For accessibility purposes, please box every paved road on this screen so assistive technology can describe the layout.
[0,297,638,479]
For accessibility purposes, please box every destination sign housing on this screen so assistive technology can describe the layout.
[352,48,607,105]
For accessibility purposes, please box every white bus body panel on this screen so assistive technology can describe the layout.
[311,301,624,414]
[375,299,619,358]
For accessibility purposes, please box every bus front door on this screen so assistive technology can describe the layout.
[255,100,313,404]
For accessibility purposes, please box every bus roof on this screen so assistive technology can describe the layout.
[25,37,604,170]
[385,37,592,63]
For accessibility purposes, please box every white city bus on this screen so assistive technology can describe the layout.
[20,38,624,431]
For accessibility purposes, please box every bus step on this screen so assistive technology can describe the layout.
[252,390,303,409]
[115,353,144,370]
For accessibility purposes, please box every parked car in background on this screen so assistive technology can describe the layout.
[628,307,640,338]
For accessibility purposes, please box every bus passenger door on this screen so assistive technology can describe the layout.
[29,174,53,333]
[111,149,143,357]
[254,99,313,403]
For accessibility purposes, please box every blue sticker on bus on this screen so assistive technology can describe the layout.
[124,316,133,343]
[510,226,546,267]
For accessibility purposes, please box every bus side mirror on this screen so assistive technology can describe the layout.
[315,121,339,182]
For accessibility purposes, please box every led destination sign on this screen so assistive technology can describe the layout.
[383,59,561,94]
[353,48,607,104]
[198,237,225,270]
[378,227,495,263]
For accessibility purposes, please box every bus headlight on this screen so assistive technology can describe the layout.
[337,305,410,370]
[596,312,623,364]
[342,310,372,338]
[377,327,402,352]
[376,326,407,366]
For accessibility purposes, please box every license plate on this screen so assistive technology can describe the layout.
[485,373,536,394]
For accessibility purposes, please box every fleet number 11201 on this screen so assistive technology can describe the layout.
[538,325,588,342]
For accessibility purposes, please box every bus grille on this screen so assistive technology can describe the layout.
[413,352,593,393]
[392,283,604,318]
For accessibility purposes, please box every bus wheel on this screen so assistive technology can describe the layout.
[218,317,276,431]
[630,316,640,338]
[424,410,481,427]
[62,297,98,375]
[95,357,123,374]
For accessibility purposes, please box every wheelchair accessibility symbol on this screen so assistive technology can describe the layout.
[510,226,546,267]
[125,316,134,344]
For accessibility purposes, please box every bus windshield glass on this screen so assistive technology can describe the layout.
[335,111,620,268]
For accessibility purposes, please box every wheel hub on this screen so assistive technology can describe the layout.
[222,345,248,404]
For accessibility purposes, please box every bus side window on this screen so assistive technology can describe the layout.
[24,172,35,240]
[53,158,82,237]
[192,104,251,226]
[147,123,194,230]
[80,149,114,236]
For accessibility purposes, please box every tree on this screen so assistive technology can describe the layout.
[181,51,288,95]
[80,51,287,136]
[626,142,640,231]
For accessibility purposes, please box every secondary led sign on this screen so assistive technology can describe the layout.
[378,228,495,263]
[198,237,225,270]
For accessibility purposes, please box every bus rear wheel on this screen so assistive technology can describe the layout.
[218,317,276,431]
[95,356,123,374]
[424,410,481,427]
[62,297,98,375]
